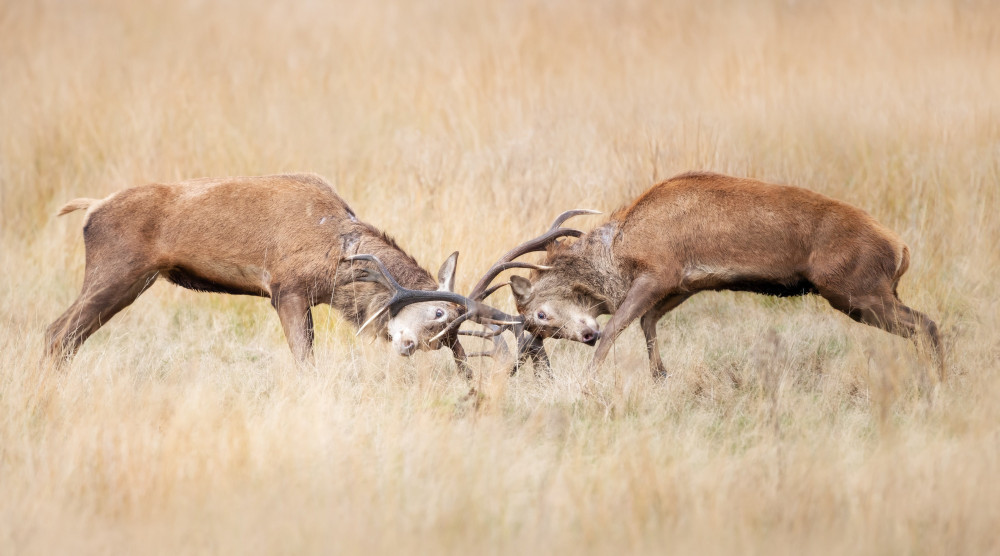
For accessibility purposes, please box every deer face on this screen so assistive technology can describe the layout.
[386,252,462,356]
[509,275,600,346]
[388,300,462,355]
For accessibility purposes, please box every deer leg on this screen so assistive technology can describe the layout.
[591,274,673,371]
[446,334,473,380]
[529,340,551,378]
[874,298,944,381]
[822,291,945,381]
[517,334,551,378]
[45,270,159,366]
[639,294,691,379]
[509,332,549,377]
[896,304,944,381]
[271,291,315,365]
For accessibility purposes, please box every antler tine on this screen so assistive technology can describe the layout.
[467,209,600,300]
[458,327,507,339]
[547,209,602,232]
[473,262,551,295]
[355,304,391,336]
[478,281,510,301]
[465,325,513,361]
[430,311,475,344]
[343,254,405,292]
[430,310,522,345]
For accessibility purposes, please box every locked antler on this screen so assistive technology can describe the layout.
[343,254,521,337]
[467,209,601,301]
[457,209,600,371]
[346,209,599,373]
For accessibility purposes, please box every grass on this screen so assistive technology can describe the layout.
[2,0,999,553]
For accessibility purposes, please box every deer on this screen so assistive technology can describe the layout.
[485,172,944,380]
[44,173,475,374]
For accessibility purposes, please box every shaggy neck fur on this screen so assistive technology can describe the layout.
[330,222,437,338]
[533,222,632,315]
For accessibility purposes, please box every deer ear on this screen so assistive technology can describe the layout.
[509,275,533,304]
[437,251,458,292]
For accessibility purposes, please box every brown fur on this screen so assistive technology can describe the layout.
[511,172,944,379]
[45,173,467,369]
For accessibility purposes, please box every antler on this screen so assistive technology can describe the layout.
[467,209,600,301]
[454,208,599,370]
[343,254,522,337]
[345,209,599,373]
[460,324,513,359]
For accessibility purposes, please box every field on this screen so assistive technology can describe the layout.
[2,0,999,553]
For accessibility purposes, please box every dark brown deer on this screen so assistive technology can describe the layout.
[501,172,944,379]
[45,173,472,373]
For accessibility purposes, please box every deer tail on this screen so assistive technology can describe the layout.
[57,198,98,216]
[891,244,911,298]
[895,244,910,281]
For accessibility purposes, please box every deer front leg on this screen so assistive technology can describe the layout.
[524,336,552,378]
[510,332,550,377]
[639,294,691,379]
[446,333,473,380]
[272,290,315,365]
[591,274,673,372]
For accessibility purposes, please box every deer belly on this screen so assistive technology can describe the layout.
[164,261,272,297]
[681,264,817,297]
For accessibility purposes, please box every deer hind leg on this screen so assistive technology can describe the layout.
[821,290,945,381]
[639,294,691,379]
[44,270,159,366]
[271,290,315,365]
[877,299,944,382]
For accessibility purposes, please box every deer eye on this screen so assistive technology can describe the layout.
[536,311,547,321]
[434,308,445,319]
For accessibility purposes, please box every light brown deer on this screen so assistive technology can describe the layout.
[45,173,472,373]
[497,172,943,379]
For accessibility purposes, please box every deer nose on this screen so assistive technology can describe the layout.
[400,338,417,355]
[580,328,599,346]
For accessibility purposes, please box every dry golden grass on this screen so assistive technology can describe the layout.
[2,0,999,553]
